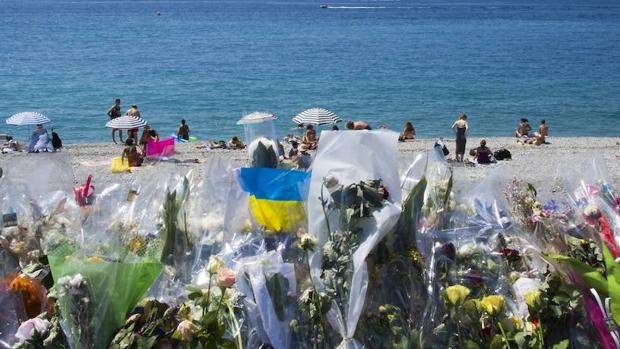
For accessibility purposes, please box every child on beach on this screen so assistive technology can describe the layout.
[539,120,549,137]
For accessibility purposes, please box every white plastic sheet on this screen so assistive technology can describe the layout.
[307,130,402,348]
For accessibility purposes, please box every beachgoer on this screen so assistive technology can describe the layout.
[515,118,532,138]
[346,120,371,130]
[295,144,312,170]
[302,125,318,149]
[148,129,159,143]
[139,125,152,149]
[125,104,141,139]
[28,124,52,153]
[122,138,143,167]
[539,120,549,137]
[523,134,546,146]
[473,139,494,164]
[51,128,62,151]
[399,121,416,141]
[451,113,468,162]
[178,119,190,140]
[289,140,299,159]
[107,98,123,143]
[228,136,245,149]
[208,140,227,149]
[332,125,339,131]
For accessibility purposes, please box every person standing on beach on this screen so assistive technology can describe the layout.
[539,120,549,137]
[125,104,141,140]
[451,113,468,162]
[178,119,190,141]
[107,98,123,143]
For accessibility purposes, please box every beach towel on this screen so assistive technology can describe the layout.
[238,167,310,233]
[110,157,130,173]
[146,137,175,158]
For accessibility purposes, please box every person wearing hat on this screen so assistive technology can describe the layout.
[288,140,300,159]
[125,104,141,140]
[295,144,312,170]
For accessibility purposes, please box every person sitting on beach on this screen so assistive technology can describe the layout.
[139,125,151,152]
[28,124,52,153]
[294,144,312,170]
[539,120,549,137]
[228,136,245,149]
[122,138,143,167]
[107,98,123,144]
[399,121,416,141]
[178,119,190,141]
[302,125,318,149]
[515,118,532,138]
[473,139,495,164]
[289,140,299,159]
[346,120,371,130]
[51,128,62,151]
[148,129,160,143]
[2,136,24,153]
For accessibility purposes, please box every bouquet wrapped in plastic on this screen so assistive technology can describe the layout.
[45,183,162,349]
[306,130,403,348]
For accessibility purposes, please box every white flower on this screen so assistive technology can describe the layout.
[584,204,600,217]
[15,318,51,342]
[207,256,225,274]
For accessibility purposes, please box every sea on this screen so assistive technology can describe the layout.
[1,0,619,143]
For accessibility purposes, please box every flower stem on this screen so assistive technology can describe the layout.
[537,313,544,349]
[226,300,244,349]
[204,273,213,317]
[320,184,332,239]
[215,287,226,317]
[306,252,328,344]
[497,321,512,349]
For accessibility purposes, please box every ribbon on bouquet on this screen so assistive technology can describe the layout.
[73,175,95,207]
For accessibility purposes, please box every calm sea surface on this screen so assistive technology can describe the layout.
[1,0,619,142]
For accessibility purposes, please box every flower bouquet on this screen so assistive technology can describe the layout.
[45,183,162,349]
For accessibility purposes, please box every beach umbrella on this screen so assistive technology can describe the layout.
[105,115,148,129]
[6,112,51,126]
[292,108,340,125]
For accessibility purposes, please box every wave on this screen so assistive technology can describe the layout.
[325,6,387,9]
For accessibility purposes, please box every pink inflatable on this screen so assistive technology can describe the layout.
[146,137,175,158]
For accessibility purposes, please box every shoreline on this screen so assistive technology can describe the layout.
[1,137,618,194]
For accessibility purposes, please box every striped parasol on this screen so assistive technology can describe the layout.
[6,112,51,126]
[105,115,148,129]
[292,108,340,125]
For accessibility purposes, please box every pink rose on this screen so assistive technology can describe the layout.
[216,268,236,288]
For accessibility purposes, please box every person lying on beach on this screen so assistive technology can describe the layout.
[2,137,24,153]
[228,136,245,149]
[515,118,532,138]
[346,120,371,130]
[399,121,416,141]
[473,139,495,164]
[302,125,318,149]
[208,140,227,149]
[122,138,143,167]
[520,134,546,146]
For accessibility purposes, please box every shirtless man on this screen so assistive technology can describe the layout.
[125,104,141,139]
[107,98,122,143]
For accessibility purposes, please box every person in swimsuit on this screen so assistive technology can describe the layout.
[539,120,549,137]
[302,125,318,149]
[399,121,416,141]
[451,113,469,162]
[473,139,494,164]
[125,104,141,140]
[122,138,143,167]
[515,118,532,138]
[178,119,190,140]
[107,98,122,143]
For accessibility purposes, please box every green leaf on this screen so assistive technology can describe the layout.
[400,176,427,245]
[550,339,569,349]
[602,245,620,327]
[548,254,608,296]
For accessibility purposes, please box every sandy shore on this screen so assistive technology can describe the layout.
[1,137,618,196]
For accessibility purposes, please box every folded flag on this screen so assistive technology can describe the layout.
[238,168,310,233]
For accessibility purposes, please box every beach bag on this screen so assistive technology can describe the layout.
[110,157,130,173]
[493,148,511,161]
[51,131,62,149]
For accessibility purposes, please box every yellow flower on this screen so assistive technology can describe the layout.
[128,235,146,254]
[88,256,104,263]
[206,256,224,274]
[444,285,470,305]
[481,295,504,316]
[524,289,542,312]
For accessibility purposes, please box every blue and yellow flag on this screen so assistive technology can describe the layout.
[238,168,310,233]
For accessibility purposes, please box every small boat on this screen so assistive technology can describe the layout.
[320,4,328,8]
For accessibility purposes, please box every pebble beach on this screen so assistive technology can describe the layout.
[2,136,618,194]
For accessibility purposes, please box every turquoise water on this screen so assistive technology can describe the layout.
[1,0,619,142]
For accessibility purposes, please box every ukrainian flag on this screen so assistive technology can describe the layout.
[238,168,310,233]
